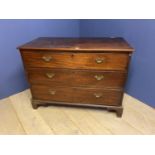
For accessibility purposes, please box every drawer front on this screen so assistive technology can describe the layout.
[27,68,127,88]
[31,85,73,103]
[73,87,123,106]
[22,51,129,70]
[31,85,123,106]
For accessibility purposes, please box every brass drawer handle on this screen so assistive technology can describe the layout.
[94,75,104,81]
[42,56,52,62]
[95,58,105,64]
[46,73,55,79]
[94,93,102,98]
[49,90,56,95]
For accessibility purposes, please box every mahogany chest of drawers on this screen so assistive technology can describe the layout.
[18,37,134,117]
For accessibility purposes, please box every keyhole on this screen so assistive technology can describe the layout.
[71,54,74,58]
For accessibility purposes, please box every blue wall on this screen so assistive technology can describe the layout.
[80,19,155,107]
[0,19,79,99]
[1,19,155,108]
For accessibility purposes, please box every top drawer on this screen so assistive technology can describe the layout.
[21,51,129,70]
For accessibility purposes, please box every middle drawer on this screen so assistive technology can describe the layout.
[27,68,127,88]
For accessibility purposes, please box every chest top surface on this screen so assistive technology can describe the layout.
[18,37,134,53]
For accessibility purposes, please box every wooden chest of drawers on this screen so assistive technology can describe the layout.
[18,37,134,117]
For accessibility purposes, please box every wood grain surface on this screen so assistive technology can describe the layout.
[18,37,134,52]
[27,68,127,88]
[21,52,130,70]
[0,90,155,134]
[18,37,134,117]
[31,85,123,106]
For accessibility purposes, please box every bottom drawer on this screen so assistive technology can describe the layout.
[31,85,123,106]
